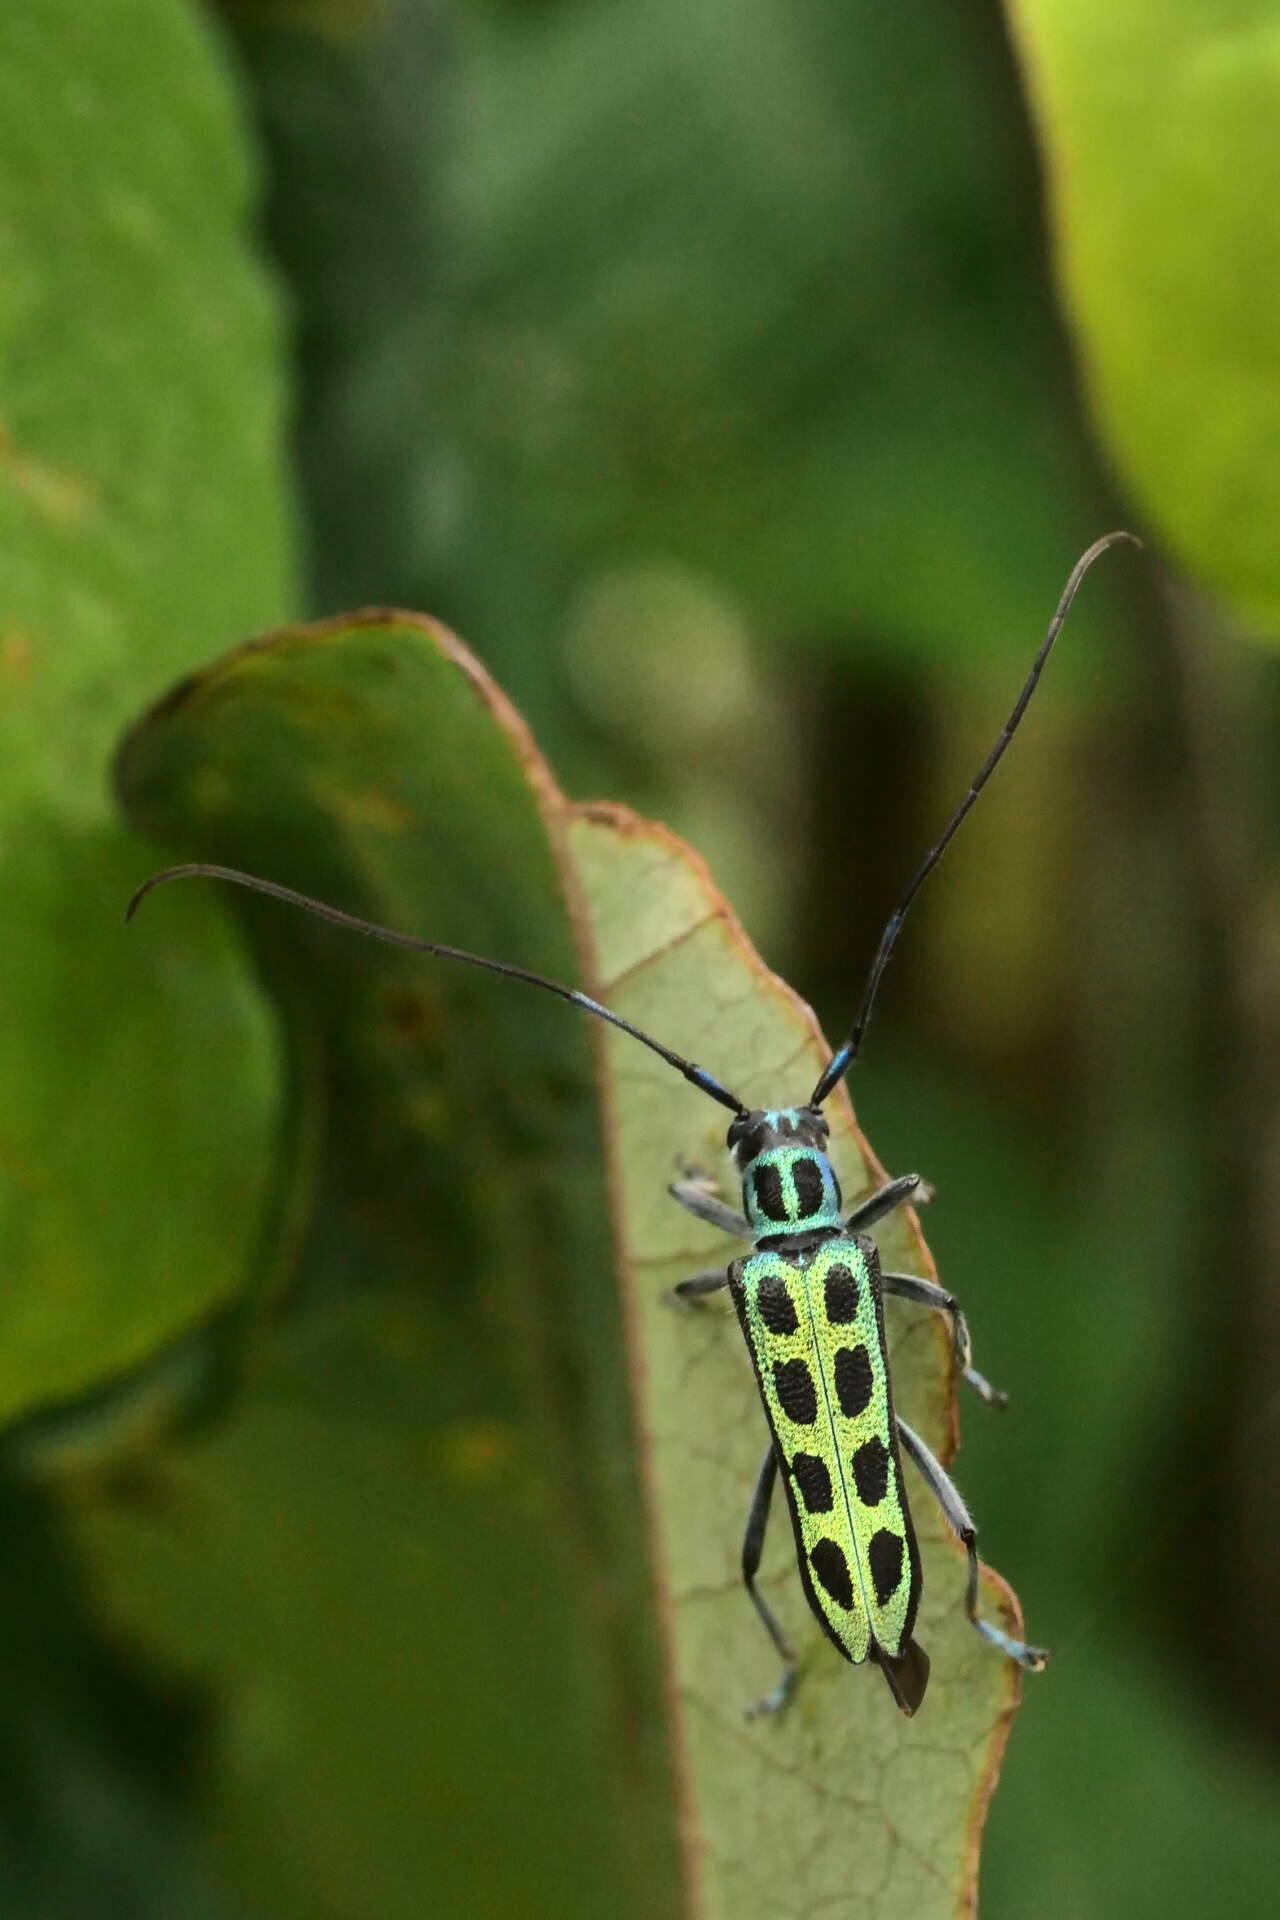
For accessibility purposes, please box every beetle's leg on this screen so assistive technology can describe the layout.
[740,1444,799,1718]
[879,1269,1007,1407]
[844,1173,923,1234]
[895,1416,1049,1670]
[670,1265,731,1306]
[669,1169,750,1240]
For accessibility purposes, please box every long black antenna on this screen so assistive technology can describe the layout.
[810,530,1138,1109]
[127,863,748,1117]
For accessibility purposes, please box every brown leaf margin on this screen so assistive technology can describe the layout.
[367,616,1023,1918]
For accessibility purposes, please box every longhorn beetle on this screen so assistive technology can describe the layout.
[128,531,1134,1719]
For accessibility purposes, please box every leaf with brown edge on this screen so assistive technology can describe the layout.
[567,798,1027,1919]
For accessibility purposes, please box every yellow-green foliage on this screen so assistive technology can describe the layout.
[1007,2,1280,633]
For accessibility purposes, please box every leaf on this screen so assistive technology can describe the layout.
[0,3,292,1434]
[104,613,682,1920]
[95,610,1026,1916]
[569,802,1023,1918]
[1005,2,1280,635]
[0,5,295,1912]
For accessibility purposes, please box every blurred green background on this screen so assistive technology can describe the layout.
[4,0,1280,1914]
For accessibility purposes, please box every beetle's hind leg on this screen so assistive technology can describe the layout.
[740,1444,799,1718]
[896,1416,1049,1670]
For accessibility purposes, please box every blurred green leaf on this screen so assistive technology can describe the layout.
[107,612,682,1920]
[441,0,1112,664]
[101,612,1024,1917]
[223,0,1116,754]
[0,3,292,1432]
[0,0,293,812]
[0,3,297,1911]
[0,822,284,1437]
[1006,2,1280,635]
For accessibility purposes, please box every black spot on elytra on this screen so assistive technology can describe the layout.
[869,1528,905,1606]
[835,1344,874,1419]
[772,1357,817,1425]
[752,1163,790,1224]
[810,1538,855,1611]
[792,1156,825,1216]
[852,1435,891,1507]
[791,1452,834,1513]
[823,1262,860,1324]
[756,1273,799,1337]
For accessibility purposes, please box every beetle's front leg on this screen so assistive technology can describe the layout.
[668,1163,750,1240]
[844,1172,925,1234]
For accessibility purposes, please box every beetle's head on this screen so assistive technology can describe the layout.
[727,1106,842,1239]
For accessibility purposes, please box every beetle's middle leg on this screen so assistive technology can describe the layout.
[879,1267,1007,1407]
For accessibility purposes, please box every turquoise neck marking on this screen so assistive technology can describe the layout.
[740,1136,844,1240]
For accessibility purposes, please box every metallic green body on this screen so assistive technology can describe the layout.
[130,543,1110,1719]
[730,1232,919,1667]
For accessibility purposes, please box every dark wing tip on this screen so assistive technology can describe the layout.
[876,1637,930,1717]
